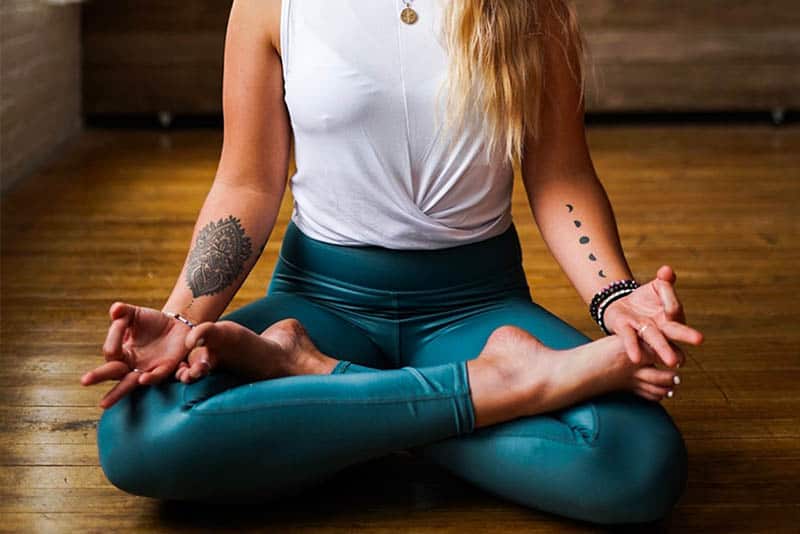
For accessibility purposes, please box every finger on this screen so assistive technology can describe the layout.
[633,379,674,400]
[174,361,189,380]
[641,324,681,368]
[99,371,141,409]
[656,265,677,285]
[179,368,193,383]
[654,279,683,320]
[619,325,644,364]
[102,316,132,362]
[633,365,681,388]
[669,342,688,368]
[631,386,664,403]
[81,360,131,386]
[659,320,704,346]
[181,365,205,384]
[639,341,662,367]
[177,360,197,383]
[188,342,216,371]
[186,352,213,381]
[185,322,214,351]
[138,363,174,385]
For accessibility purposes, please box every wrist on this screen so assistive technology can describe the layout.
[162,310,198,329]
[589,279,639,335]
[602,300,626,334]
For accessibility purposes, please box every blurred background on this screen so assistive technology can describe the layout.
[2,0,798,192]
[1,1,798,532]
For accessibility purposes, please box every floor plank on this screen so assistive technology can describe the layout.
[1,123,798,532]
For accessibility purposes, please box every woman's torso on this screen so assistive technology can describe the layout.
[280,0,514,249]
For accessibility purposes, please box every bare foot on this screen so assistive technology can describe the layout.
[467,326,680,427]
[176,318,339,383]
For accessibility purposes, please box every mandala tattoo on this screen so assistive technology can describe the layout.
[185,215,253,298]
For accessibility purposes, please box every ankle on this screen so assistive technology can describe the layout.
[468,353,533,428]
[288,347,339,375]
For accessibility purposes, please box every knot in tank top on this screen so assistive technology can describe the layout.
[281,0,514,249]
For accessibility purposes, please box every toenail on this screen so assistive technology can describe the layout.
[666,389,674,398]
[673,375,681,385]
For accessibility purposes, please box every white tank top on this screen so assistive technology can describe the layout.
[280,0,514,249]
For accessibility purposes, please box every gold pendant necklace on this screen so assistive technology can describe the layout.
[400,1,418,24]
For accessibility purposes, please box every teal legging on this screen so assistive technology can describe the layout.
[97,220,688,525]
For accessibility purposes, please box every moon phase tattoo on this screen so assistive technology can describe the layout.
[565,203,607,279]
[185,215,253,298]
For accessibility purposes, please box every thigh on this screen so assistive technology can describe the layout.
[406,297,689,524]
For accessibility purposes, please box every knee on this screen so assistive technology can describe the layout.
[97,394,155,497]
[96,381,199,499]
[590,398,689,524]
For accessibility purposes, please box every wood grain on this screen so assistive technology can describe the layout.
[1,124,798,532]
[81,1,800,115]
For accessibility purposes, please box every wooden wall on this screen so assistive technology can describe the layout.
[1,0,83,193]
[576,0,800,112]
[81,0,800,116]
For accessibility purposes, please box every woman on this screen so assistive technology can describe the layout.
[81,0,704,525]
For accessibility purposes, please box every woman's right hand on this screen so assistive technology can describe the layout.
[81,301,193,409]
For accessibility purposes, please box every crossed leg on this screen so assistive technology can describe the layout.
[97,292,476,502]
[97,291,687,525]
[400,296,689,524]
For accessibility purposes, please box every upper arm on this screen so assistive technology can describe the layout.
[521,3,594,188]
[214,0,291,196]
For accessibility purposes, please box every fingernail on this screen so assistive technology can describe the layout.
[666,389,674,398]
[195,337,205,347]
[676,362,681,369]
[673,375,681,385]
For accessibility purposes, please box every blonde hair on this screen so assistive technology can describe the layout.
[436,0,588,167]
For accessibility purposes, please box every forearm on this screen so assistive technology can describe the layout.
[160,181,283,323]
[527,172,634,305]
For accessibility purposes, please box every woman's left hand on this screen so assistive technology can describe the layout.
[603,265,704,367]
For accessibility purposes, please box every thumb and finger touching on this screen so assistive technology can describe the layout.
[175,346,215,383]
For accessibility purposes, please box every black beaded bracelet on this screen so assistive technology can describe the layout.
[589,279,640,335]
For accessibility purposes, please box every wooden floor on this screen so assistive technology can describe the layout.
[1,123,798,532]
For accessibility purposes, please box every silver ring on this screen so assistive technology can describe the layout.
[637,324,650,336]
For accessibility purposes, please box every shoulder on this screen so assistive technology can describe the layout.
[228,0,283,56]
